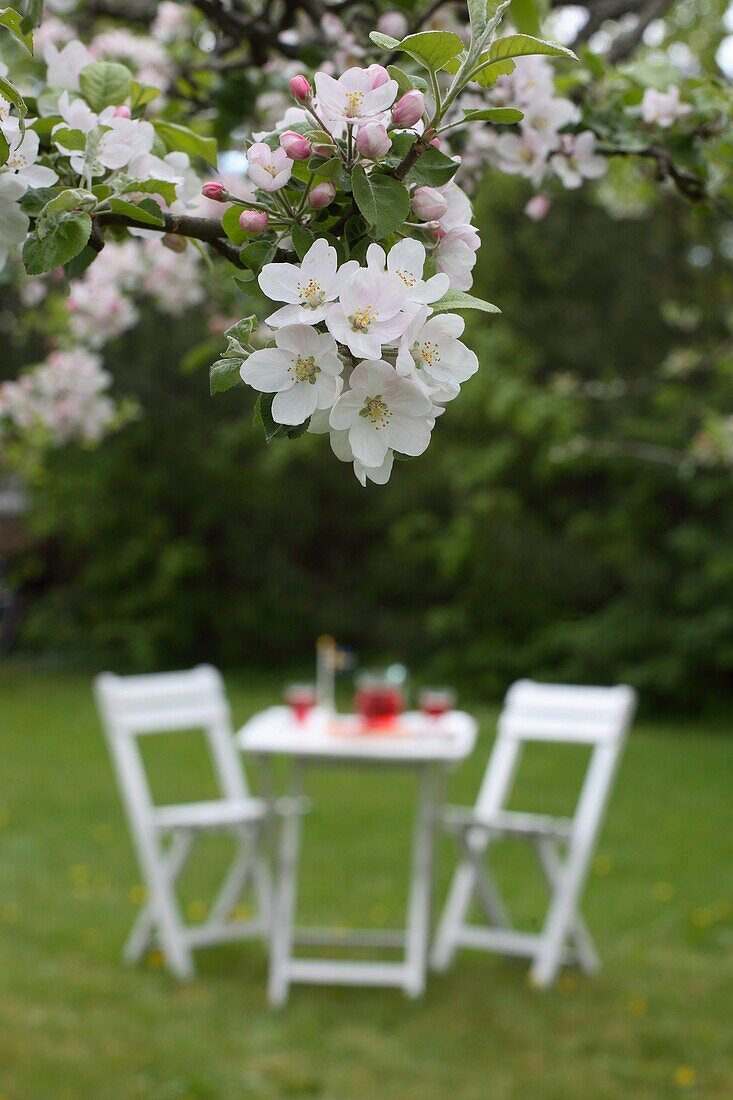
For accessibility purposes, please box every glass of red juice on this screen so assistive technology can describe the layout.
[354,675,404,730]
[419,688,456,720]
[284,683,317,723]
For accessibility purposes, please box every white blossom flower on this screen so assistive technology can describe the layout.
[521,97,580,151]
[329,359,433,467]
[308,408,395,484]
[0,119,58,188]
[640,85,692,128]
[246,142,293,192]
[396,309,478,401]
[0,174,29,272]
[326,268,413,359]
[56,91,102,134]
[151,0,191,43]
[259,237,357,327]
[43,39,90,90]
[494,129,548,186]
[365,240,449,311]
[314,67,398,125]
[550,131,607,189]
[62,114,155,176]
[433,225,480,292]
[241,325,343,425]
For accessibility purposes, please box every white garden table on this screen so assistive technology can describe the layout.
[236,706,478,1006]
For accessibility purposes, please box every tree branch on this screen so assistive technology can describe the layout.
[95,210,247,267]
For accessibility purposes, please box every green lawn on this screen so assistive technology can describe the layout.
[2,666,733,1100]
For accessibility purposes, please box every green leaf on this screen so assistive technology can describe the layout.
[0,128,8,167]
[129,80,160,110]
[38,188,96,221]
[20,0,43,34]
[432,289,501,315]
[108,196,165,226]
[471,58,516,87]
[0,7,34,53]
[462,107,524,124]
[392,30,465,72]
[52,126,86,151]
[23,210,92,275]
[19,186,58,216]
[240,238,277,273]
[386,66,429,96]
[79,61,133,111]
[406,145,459,187]
[351,167,410,240]
[467,0,489,36]
[119,177,178,205]
[0,74,27,119]
[291,224,315,261]
[369,31,400,50]
[225,315,259,341]
[232,270,255,290]
[64,245,97,279]
[488,34,578,63]
[210,358,243,395]
[222,204,245,245]
[153,120,217,167]
[510,0,541,34]
[257,392,310,442]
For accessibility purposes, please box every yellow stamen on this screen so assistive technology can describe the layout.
[349,305,376,333]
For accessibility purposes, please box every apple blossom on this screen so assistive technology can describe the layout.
[376,11,409,39]
[392,90,425,128]
[524,193,551,220]
[113,105,132,119]
[246,142,293,191]
[241,325,343,425]
[494,130,549,186]
[641,85,692,128]
[412,186,448,222]
[396,310,479,401]
[355,121,391,159]
[259,238,356,327]
[329,359,434,468]
[326,268,413,360]
[550,131,607,189]
[365,240,449,309]
[314,67,398,124]
[0,175,29,272]
[239,209,269,234]
[280,130,312,161]
[434,226,480,292]
[366,64,391,89]
[289,74,313,102]
[0,120,58,189]
[308,181,336,208]
[43,38,89,90]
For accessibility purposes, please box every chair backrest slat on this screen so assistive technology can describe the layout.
[95,665,247,821]
[476,679,636,820]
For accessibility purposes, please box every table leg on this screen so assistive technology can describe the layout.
[267,760,305,1008]
[403,763,442,998]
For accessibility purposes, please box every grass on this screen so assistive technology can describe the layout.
[2,665,733,1100]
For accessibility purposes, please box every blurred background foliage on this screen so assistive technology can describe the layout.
[5,171,733,710]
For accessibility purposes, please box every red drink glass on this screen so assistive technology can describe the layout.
[354,677,404,730]
[419,688,456,720]
[284,683,317,723]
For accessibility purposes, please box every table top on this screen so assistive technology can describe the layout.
[237,706,478,764]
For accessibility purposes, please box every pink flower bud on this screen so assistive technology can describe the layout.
[377,11,408,38]
[113,105,132,118]
[366,64,390,89]
[162,233,186,253]
[308,181,336,209]
[411,185,447,221]
[201,181,228,202]
[289,74,312,103]
[356,121,391,159]
[279,129,312,161]
[430,137,441,148]
[392,90,425,128]
[239,208,269,234]
[524,193,551,221]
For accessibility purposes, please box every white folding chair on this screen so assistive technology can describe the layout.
[95,665,273,979]
[432,680,636,988]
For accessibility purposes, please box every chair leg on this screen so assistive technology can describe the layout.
[207,827,261,928]
[138,831,195,980]
[530,841,594,989]
[404,766,440,998]
[124,831,192,966]
[533,837,600,975]
[267,769,304,1008]
[458,832,512,930]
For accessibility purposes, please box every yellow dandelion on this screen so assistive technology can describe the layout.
[691,907,711,929]
[652,882,675,902]
[147,948,164,968]
[593,854,613,876]
[68,864,91,886]
[2,901,21,923]
[186,900,207,923]
[674,1065,696,1087]
[628,996,647,1018]
[228,903,253,923]
[129,884,147,906]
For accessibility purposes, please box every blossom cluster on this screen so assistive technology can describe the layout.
[240,236,478,484]
[0,348,119,448]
